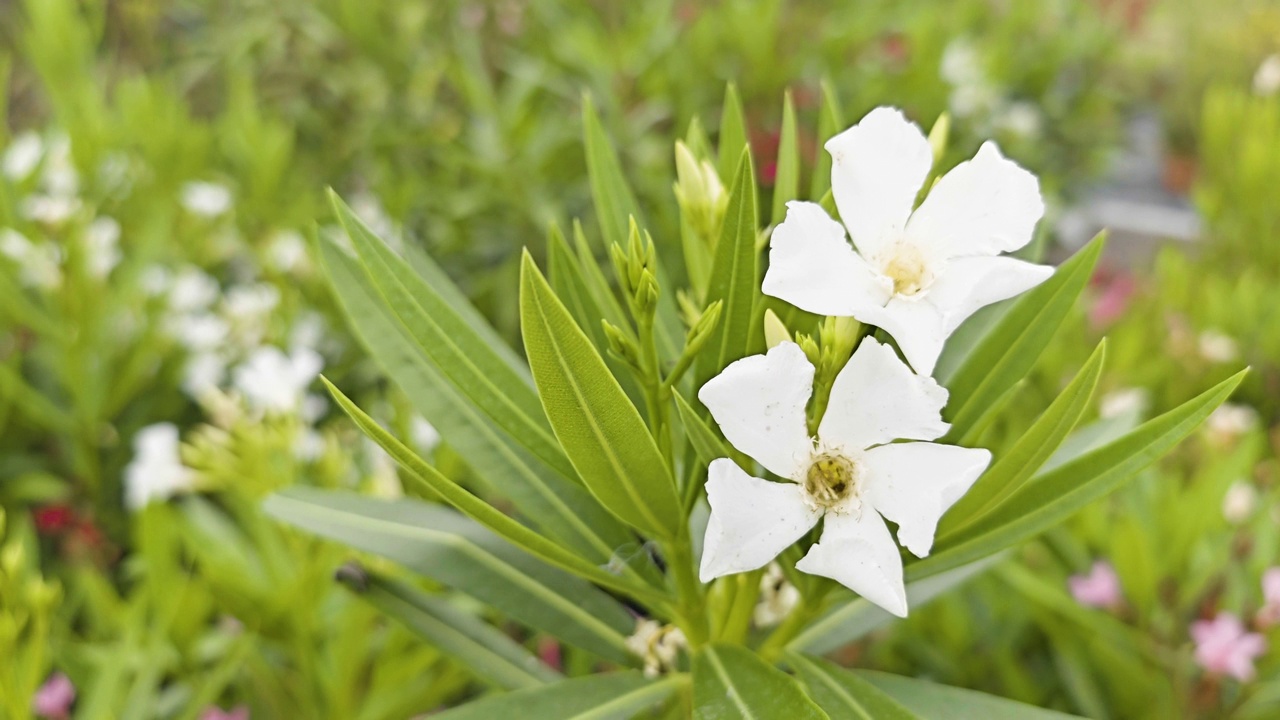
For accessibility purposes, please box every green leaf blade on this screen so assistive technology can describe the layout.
[696,148,759,385]
[520,252,682,540]
[787,653,919,720]
[693,644,827,720]
[431,672,681,720]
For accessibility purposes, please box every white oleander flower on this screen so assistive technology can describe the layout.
[1255,55,1280,97]
[124,423,195,510]
[754,563,801,628]
[85,216,122,279]
[1099,387,1148,420]
[2,131,43,180]
[232,346,323,414]
[763,107,1051,376]
[267,230,309,274]
[0,228,62,289]
[1222,481,1258,525]
[181,181,233,217]
[1198,329,1239,364]
[625,619,686,678]
[697,338,991,617]
[168,266,220,314]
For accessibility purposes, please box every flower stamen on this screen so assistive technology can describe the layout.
[803,452,861,512]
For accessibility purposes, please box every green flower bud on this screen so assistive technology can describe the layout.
[763,308,791,349]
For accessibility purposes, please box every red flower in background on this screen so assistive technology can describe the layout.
[33,505,76,534]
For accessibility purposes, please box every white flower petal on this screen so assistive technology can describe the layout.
[906,141,1044,258]
[698,342,815,478]
[762,201,891,316]
[796,509,908,617]
[818,337,949,451]
[925,255,1054,335]
[863,442,991,557]
[826,108,933,259]
[699,459,821,582]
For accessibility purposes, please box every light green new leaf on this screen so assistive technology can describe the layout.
[317,235,638,569]
[859,671,1083,719]
[315,376,672,611]
[264,487,635,665]
[673,392,733,469]
[940,341,1106,537]
[693,644,827,720]
[718,82,748,181]
[941,234,1104,441]
[431,672,682,720]
[912,370,1245,580]
[344,572,562,690]
[582,93,645,250]
[572,220,632,333]
[787,653,919,719]
[520,252,682,539]
[696,148,759,385]
[789,554,1006,654]
[770,90,800,225]
[548,222,614,357]
[330,191,575,482]
[808,80,843,201]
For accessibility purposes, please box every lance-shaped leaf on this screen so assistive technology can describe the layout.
[770,90,801,225]
[858,670,1084,719]
[696,148,759,385]
[315,375,672,611]
[941,234,1104,441]
[265,487,635,665]
[809,80,844,201]
[692,644,827,720]
[430,672,682,720]
[339,571,562,690]
[787,653,919,719]
[911,370,1246,580]
[317,235,640,570]
[520,252,682,540]
[940,341,1106,537]
[718,82,748,181]
[673,392,734,470]
[331,191,574,480]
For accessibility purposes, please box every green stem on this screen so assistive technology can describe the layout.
[756,581,835,661]
[668,537,709,648]
[718,570,764,644]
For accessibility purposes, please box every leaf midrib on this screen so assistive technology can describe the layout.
[705,648,758,720]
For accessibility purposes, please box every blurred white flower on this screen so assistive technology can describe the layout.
[1254,55,1280,96]
[1198,329,1239,364]
[233,346,323,414]
[140,265,172,296]
[124,423,195,510]
[698,339,991,617]
[754,563,801,628]
[182,351,227,399]
[1100,387,1148,419]
[2,131,42,180]
[181,181,234,217]
[300,393,327,424]
[21,195,81,225]
[996,101,1043,139]
[0,228,62,289]
[168,267,219,313]
[366,438,402,499]
[1222,481,1258,525]
[941,40,1000,120]
[223,283,280,346]
[763,107,1050,375]
[293,428,325,462]
[1206,403,1258,442]
[85,216,122,279]
[625,619,686,678]
[267,230,309,274]
[290,312,326,353]
[40,135,79,198]
[174,313,230,352]
[411,416,441,453]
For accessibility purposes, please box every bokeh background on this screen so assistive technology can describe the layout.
[2,0,1280,718]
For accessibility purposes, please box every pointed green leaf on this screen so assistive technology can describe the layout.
[770,90,800,225]
[693,644,827,720]
[572,220,632,333]
[330,191,575,482]
[316,235,639,569]
[858,670,1083,719]
[912,370,1246,580]
[696,148,759,385]
[548,223,613,357]
[582,93,645,250]
[787,653,919,719]
[431,673,682,720]
[264,487,635,664]
[520,253,682,539]
[314,375,671,610]
[941,234,1105,441]
[718,82,748,181]
[673,392,733,468]
[346,572,562,689]
[940,341,1106,537]
[809,80,844,200]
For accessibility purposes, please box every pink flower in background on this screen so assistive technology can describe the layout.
[32,672,75,719]
[537,636,563,671]
[1087,268,1136,328]
[1256,568,1280,628]
[1191,613,1267,682]
[199,706,249,720]
[1069,561,1123,609]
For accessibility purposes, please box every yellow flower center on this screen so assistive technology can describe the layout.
[882,244,931,297]
[803,453,861,511]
